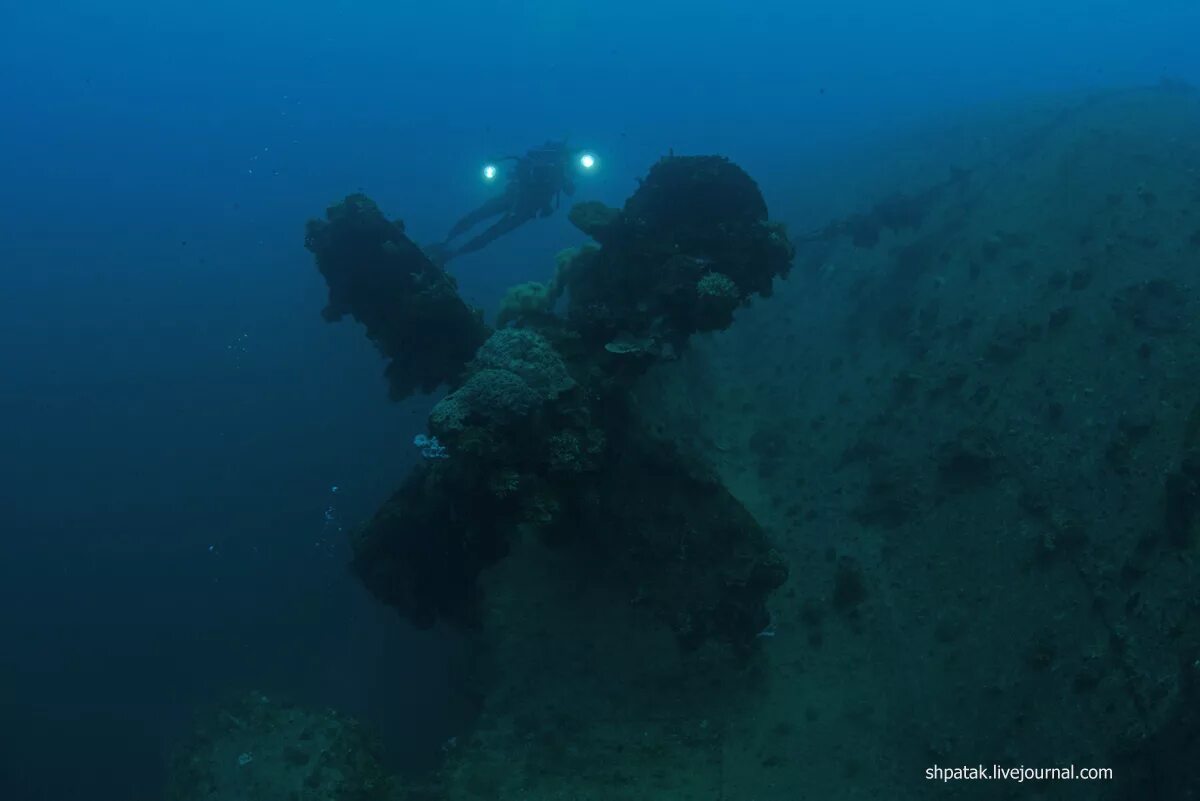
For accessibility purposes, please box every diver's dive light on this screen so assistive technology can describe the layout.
[578,152,597,171]
[482,163,498,182]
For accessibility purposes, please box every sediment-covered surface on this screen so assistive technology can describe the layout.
[167,693,399,801]
[638,83,1200,800]
[294,84,1200,800]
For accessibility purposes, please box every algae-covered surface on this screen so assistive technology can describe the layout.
[642,83,1200,800]
[168,692,398,801]
[442,84,1200,800]
[173,83,1200,801]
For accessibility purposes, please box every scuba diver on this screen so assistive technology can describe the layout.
[430,140,594,263]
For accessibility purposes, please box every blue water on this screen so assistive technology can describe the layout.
[2,2,1198,799]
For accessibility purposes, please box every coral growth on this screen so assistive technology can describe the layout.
[310,156,793,654]
[304,194,489,399]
